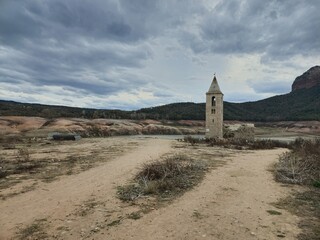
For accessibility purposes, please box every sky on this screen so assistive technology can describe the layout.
[0,0,319,110]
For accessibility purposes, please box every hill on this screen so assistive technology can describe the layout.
[1,85,319,121]
[136,85,320,121]
[0,67,319,121]
[0,100,131,119]
[224,85,320,121]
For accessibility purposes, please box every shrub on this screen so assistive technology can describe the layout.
[183,136,201,146]
[16,148,30,162]
[183,136,290,150]
[233,125,255,141]
[117,155,207,201]
[223,126,234,138]
[0,170,7,179]
[247,139,289,150]
[0,135,23,149]
[275,138,320,185]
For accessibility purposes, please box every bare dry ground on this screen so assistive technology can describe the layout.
[1,116,319,138]
[0,136,301,240]
[0,116,203,137]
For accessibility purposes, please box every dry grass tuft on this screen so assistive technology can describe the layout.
[17,218,48,240]
[16,148,31,163]
[117,154,207,201]
[274,190,320,240]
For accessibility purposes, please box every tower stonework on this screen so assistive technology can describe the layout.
[206,76,223,138]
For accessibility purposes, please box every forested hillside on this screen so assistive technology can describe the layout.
[1,85,319,121]
[0,100,131,119]
[136,85,320,121]
[224,85,320,121]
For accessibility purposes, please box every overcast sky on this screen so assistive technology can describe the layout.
[0,0,319,110]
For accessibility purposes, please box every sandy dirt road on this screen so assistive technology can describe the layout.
[0,138,300,239]
[104,149,300,240]
[0,138,172,239]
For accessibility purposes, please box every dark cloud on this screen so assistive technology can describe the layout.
[0,0,319,108]
[0,0,159,97]
[184,0,320,59]
[0,0,201,100]
[0,0,140,44]
[0,40,151,95]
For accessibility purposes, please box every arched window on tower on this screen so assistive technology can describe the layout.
[211,96,216,106]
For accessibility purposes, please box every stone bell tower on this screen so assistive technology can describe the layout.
[205,75,223,138]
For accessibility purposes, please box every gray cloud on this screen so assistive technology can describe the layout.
[247,79,291,94]
[0,0,139,44]
[0,0,319,108]
[0,0,200,98]
[184,0,320,59]
[0,0,159,97]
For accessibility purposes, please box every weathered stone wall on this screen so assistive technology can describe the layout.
[205,93,223,138]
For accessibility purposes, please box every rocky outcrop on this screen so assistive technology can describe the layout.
[292,66,320,91]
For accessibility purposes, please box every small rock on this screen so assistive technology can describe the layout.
[277,234,286,238]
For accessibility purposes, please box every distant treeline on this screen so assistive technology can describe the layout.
[1,85,319,121]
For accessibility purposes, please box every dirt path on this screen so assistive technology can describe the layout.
[0,138,172,239]
[103,149,300,240]
[0,139,300,239]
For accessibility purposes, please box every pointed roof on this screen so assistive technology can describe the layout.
[207,75,222,94]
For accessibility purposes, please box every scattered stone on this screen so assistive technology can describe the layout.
[277,234,286,238]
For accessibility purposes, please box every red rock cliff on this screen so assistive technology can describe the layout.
[292,66,320,91]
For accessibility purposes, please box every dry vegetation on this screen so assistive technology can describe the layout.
[117,142,231,215]
[0,135,137,199]
[273,138,320,240]
[16,218,49,240]
[274,190,320,240]
[182,135,290,150]
[275,138,320,186]
[117,154,208,202]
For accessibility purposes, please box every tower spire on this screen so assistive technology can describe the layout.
[207,75,222,94]
[205,74,223,138]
